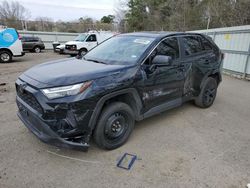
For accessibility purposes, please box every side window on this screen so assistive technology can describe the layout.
[26,37,33,42]
[182,36,203,56]
[200,36,213,51]
[156,37,179,60]
[86,34,97,42]
[30,37,39,42]
[21,37,26,42]
[23,37,31,42]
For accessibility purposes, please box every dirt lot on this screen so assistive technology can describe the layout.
[0,51,250,188]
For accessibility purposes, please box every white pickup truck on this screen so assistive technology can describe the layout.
[64,31,116,56]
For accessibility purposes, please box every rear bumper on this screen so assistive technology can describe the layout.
[14,52,25,57]
[16,97,89,151]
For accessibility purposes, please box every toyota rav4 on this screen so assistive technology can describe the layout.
[16,32,223,151]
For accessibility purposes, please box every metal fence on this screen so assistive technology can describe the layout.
[18,30,79,50]
[191,25,250,79]
[18,25,250,79]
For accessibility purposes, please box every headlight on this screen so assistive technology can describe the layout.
[42,81,92,99]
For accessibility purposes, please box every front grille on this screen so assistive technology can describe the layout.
[16,84,43,114]
[65,45,76,50]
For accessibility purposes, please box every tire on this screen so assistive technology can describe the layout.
[78,49,87,57]
[0,50,12,63]
[195,77,218,108]
[93,102,135,150]
[33,46,41,53]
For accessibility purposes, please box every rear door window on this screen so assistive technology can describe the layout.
[182,36,203,56]
[200,36,213,51]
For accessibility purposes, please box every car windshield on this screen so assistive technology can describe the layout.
[84,36,154,65]
[74,34,87,41]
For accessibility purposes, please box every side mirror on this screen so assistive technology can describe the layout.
[152,55,172,66]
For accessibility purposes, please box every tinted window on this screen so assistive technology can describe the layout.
[182,36,203,55]
[156,37,179,60]
[21,37,29,42]
[30,37,39,42]
[200,36,213,51]
[86,34,97,42]
[22,37,38,42]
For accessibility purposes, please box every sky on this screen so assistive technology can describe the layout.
[1,0,119,21]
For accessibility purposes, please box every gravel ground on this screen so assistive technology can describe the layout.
[0,51,249,188]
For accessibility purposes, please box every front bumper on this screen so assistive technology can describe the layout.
[17,97,89,151]
[64,49,78,55]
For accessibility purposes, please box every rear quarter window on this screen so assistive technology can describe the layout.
[200,36,213,51]
[182,36,203,56]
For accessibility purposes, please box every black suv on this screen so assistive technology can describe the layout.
[21,36,45,53]
[16,32,223,151]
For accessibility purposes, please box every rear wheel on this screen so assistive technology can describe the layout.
[195,77,217,108]
[0,50,12,63]
[94,102,135,150]
[33,46,41,53]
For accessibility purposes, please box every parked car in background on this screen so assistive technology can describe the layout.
[55,44,65,54]
[21,36,45,53]
[0,26,25,63]
[16,32,223,151]
[64,31,116,56]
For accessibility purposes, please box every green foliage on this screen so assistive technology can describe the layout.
[101,15,115,23]
[125,0,250,31]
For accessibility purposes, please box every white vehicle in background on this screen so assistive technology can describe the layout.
[0,26,25,63]
[55,44,65,54]
[64,31,117,56]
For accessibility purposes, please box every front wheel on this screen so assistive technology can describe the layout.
[93,102,135,150]
[78,49,87,57]
[0,50,12,63]
[195,77,218,108]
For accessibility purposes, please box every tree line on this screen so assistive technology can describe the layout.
[0,0,249,33]
[124,0,250,31]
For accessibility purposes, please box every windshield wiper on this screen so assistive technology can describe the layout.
[84,58,107,64]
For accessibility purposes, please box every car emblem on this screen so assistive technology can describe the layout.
[19,83,27,94]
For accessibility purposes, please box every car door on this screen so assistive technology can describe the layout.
[23,37,35,50]
[179,35,217,96]
[21,37,29,50]
[140,37,186,112]
[86,34,98,50]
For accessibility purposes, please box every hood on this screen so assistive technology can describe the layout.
[57,44,65,48]
[65,41,85,45]
[20,58,131,88]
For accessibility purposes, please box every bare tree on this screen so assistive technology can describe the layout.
[0,0,30,29]
[114,0,128,32]
[35,17,54,31]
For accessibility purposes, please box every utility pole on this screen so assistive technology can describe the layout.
[183,0,186,31]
